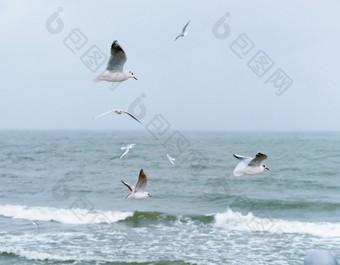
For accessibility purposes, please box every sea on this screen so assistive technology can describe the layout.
[0,130,339,265]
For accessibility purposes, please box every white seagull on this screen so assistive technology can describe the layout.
[120,144,136,159]
[166,154,175,165]
[233,153,269,177]
[93,40,137,82]
[94,109,141,124]
[174,20,190,41]
[121,169,152,199]
[32,221,40,231]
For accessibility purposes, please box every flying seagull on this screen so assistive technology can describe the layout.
[120,144,135,159]
[174,20,190,41]
[166,154,175,165]
[32,221,40,231]
[93,40,137,82]
[233,153,269,177]
[94,109,141,124]
[121,169,152,199]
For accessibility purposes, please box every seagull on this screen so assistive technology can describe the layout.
[120,144,135,159]
[94,109,141,124]
[121,169,152,199]
[32,221,40,231]
[233,153,269,177]
[93,40,137,82]
[166,154,175,165]
[174,20,190,41]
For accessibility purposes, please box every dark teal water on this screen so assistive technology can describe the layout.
[0,131,339,264]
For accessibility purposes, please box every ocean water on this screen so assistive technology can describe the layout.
[0,130,339,265]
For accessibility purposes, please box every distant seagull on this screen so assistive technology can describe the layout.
[121,169,152,199]
[233,153,269,177]
[174,20,190,41]
[94,109,141,124]
[167,154,175,165]
[32,221,40,231]
[120,144,136,159]
[93,40,137,82]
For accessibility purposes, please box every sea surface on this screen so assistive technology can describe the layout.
[0,130,339,265]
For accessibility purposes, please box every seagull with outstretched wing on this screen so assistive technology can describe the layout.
[174,20,190,41]
[93,40,137,82]
[233,153,269,177]
[122,169,152,199]
[93,109,141,124]
[32,221,40,231]
[166,154,175,165]
[119,144,135,159]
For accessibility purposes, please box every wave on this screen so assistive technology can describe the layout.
[214,209,340,237]
[1,204,340,238]
[0,246,195,264]
[123,211,214,226]
[230,197,340,211]
[0,204,213,226]
[0,246,78,262]
[0,204,133,224]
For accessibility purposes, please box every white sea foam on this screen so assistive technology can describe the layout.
[0,246,79,261]
[0,245,122,263]
[0,245,167,264]
[214,209,340,237]
[0,204,133,224]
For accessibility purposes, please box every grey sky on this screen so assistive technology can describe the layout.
[1,0,339,131]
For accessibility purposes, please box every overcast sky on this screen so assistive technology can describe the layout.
[1,0,339,131]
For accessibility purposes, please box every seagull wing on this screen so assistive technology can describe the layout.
[106,41,127,72]
[167,154,175,165]
[135,169,148,192]
[121,180,134,192]
[174,34,182,41]
[93,109,115,119]
[248,153,268,166]
[120,148,130,159]
[233,154,252,164]
[233,154,252,176]
[182,20,190,33]
[233,161,247,177]
[122,111,142,124]
[32,221,40,230]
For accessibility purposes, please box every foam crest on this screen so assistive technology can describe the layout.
[0,246,77,261]
[214,209,340,237]
[0,204,133,224]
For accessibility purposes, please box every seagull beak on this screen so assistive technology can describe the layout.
[133,76,137,80]
[148,194,152,197]
[265,167,269,170]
